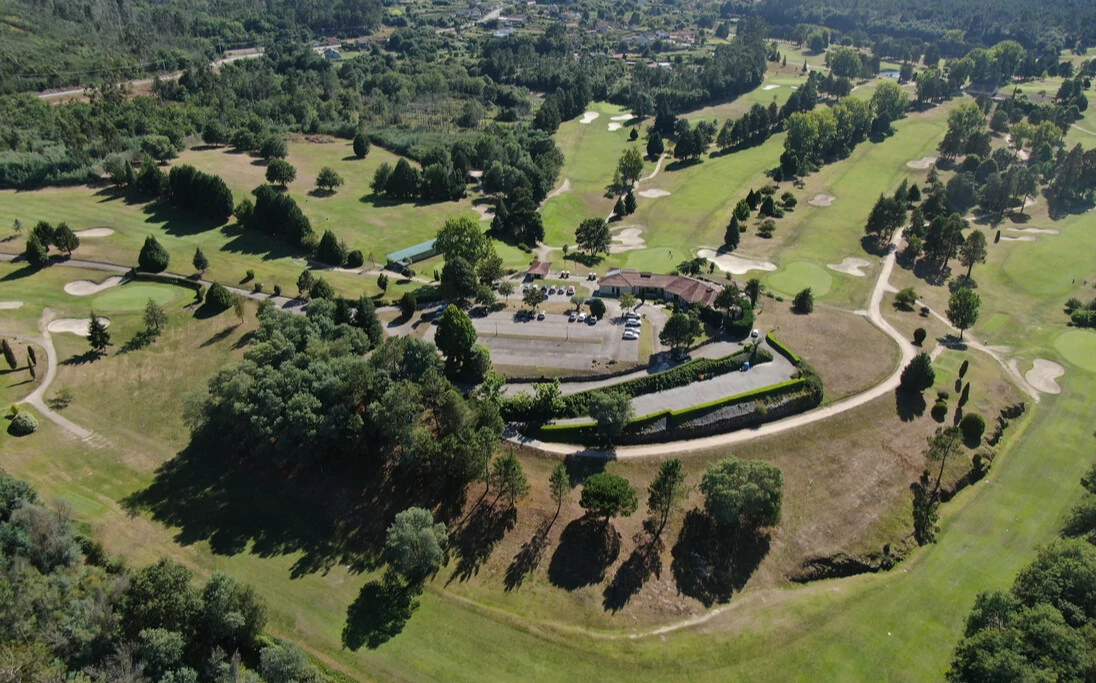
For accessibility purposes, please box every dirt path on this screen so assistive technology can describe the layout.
[5,309,94,440]
[542,178,571,204]
[1071,124,1096,137]
[640,154,668,182]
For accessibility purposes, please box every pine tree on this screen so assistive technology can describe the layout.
[624,189,637,215]
[1,339,16,369]
[192,247,209,274]
[88,314,111,354]
[725,215,741,251]
[614,196,626,217]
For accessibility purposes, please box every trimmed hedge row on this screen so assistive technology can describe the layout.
[766,331,801,365]
[537,377,809,444]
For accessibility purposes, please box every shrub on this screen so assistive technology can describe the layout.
[244,269,255,282]
[253,282,264,293]
[931,400,948,421]
[913,327,927,345]
[958,359,970,378]
[138,236,170,272]
[895,287,918,310]
[1065,297,1084,313]
[9,412,38,436]
[900,352,935,392]
[959,413,985,442]
[346,250,365,268]
[273,284,282,297]
[206,283,234,311]
[757,220,776,238]
[399,292,417,317]
[1071,309,1096,328]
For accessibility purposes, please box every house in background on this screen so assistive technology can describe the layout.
[597,269,724,308]
[527,261,552,279]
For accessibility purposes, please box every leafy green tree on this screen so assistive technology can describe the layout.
[523,287,547,310]
[660,311,702,354]
[724,215,741,251]
[1013,539,1096,629]
[315,229,347,266]
[587,298,607,318]
[297,270,314,296]
[476,254,505,285]
[441,256,478,303]
[399,292,417,318]
[51,223,79,256]
[353,296,384,346]
[88,313,110,353]
[700,456,784,530]
[384,507,448,584]
[200,571,267,653]
[134,628,186,680]
[646,131,664,158]
[871,80,909,131]
[864,194,908,246]
[490,451,530,506]
[792,287,814,314]
[575,218,611,255]
[1,338,16,370]
[900,352,936,392]
[648,458,688,536]
[549,463,571,518]
[947,288,981,339]
[959,229,988,278]
[497,281,515,302]
[580,472,639,522]
[138,235,170,272]
[192,247,209,274]
[436,217,493,266]
[258,135,288,161]
[120,558,201,637]
[895,287,918,310]
[309,277,335,301]
[624,189,638,215]
[614,196,626,217]
[617,146,645,187]
[372,162,392,194]
[24,235,49,268]
[260,642,320,683]
[436,304,478,376]
[206,282,234,310]
[619,292,638,311]
[316,166,344,193]
[587,390,634,444]
[353,132,371,159]
[265,159,296,186]
[144,298,167,335]
[386,158,421,199]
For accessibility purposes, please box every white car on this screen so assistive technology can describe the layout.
[537,310,546,320]
[624,311,640,320]
[622,330,639,340]
[624,319,641,328]
[576,312,587,322]
[751,329,760,338]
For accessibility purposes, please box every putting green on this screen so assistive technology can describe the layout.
[89,283,180,312]
[1054,329,1096,373]
[766,261,833,297]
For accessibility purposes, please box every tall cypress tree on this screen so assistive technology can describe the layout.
[725,215,741,251]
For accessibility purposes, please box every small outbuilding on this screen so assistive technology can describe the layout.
[386,239,437,271]
[527,261,552,279]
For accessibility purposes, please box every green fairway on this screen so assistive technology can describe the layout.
[765,261,833,296]
[1054,329,1096,372]
[89,282,181,311]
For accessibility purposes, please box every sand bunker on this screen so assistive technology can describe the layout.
[607,122,622,132]
[638,188,671,198]
[1007,227,1058,235]
[610,114,632,122]
[808,194,835,207]
[999,235,1036,242]
[907,156,938,170]
[827,257,871,277]
[48,317,110,336]
[610,228,646,253]
[1025,359,1064,394]
[696,249,778,275]
[473,203,494,222]
[64,276,124,296]
[762,84,781,91]
[0,301,23,310]
[579,111,600,124]
[74,228,114,237]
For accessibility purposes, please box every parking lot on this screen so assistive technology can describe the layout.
[472,301,647,371]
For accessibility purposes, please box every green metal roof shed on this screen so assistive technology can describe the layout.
[385,239,437,267]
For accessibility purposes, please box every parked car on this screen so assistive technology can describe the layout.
[537,310,546,320]
[624,311,640,320]
[587,272,597,281]
[576,312,587,322]
[751,329,760,338]
[567,285,576,296]
[548,286,556,295]
[568,311,577,322]
[586,315,597,325]
[625,319,641,328]
[622,330,639,340]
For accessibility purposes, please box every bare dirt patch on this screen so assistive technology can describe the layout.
[73,228,115,237]
[1025,359,1064,394]
[827,257,872,277]
[637,188,671,198]
[808,193,835,207]
[907,155,938,170]
[48,317,110,336]
[696,249,777,275]
[64,276,124,296]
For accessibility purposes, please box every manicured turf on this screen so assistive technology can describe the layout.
[1054,329,1096,372]
[765,261,833,296]
[89,283,181,311]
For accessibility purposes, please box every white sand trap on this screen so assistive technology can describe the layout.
[1023,196,1038,209]
[790,86,799,90]
[762,84,781,91]
[579,111,600,124]
[48,317,110,336]
[808,193,835,207]
[638,188,671,198]
[907,155,938,170]
[0,301,23,309]
[1026,359,1064,394]
[827,257,871,277]
[1007,227,1058,235]
[607,122,623,132]
[610,114,632,121]
[999,235,1036,242]
[610,228,647,253]
[473,204,494,222]
[74,228,114,237]
[64,276,123,296]
[697,249,778,275]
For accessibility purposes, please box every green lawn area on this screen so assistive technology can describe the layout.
[765,261,833,297]
[1055,329,1096,372]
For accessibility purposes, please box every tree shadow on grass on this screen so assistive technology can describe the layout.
[670,509,769,607]
[120,330,156,354]
[60,350,101,366]
[199,325,238,348]
[504,516,555,591]
[564,252,605,269]
[547,515,620,590]
[895,387,927,422]
[0,262,42,282]
[603,522,663,612]
[912,259,952,287]
[446,502,517,584]
[219,227,302,262]
[342,571,420,651]
[142,202,226,238]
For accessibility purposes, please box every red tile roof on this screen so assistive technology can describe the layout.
[527,261,552,276]
[599,269,723,306]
